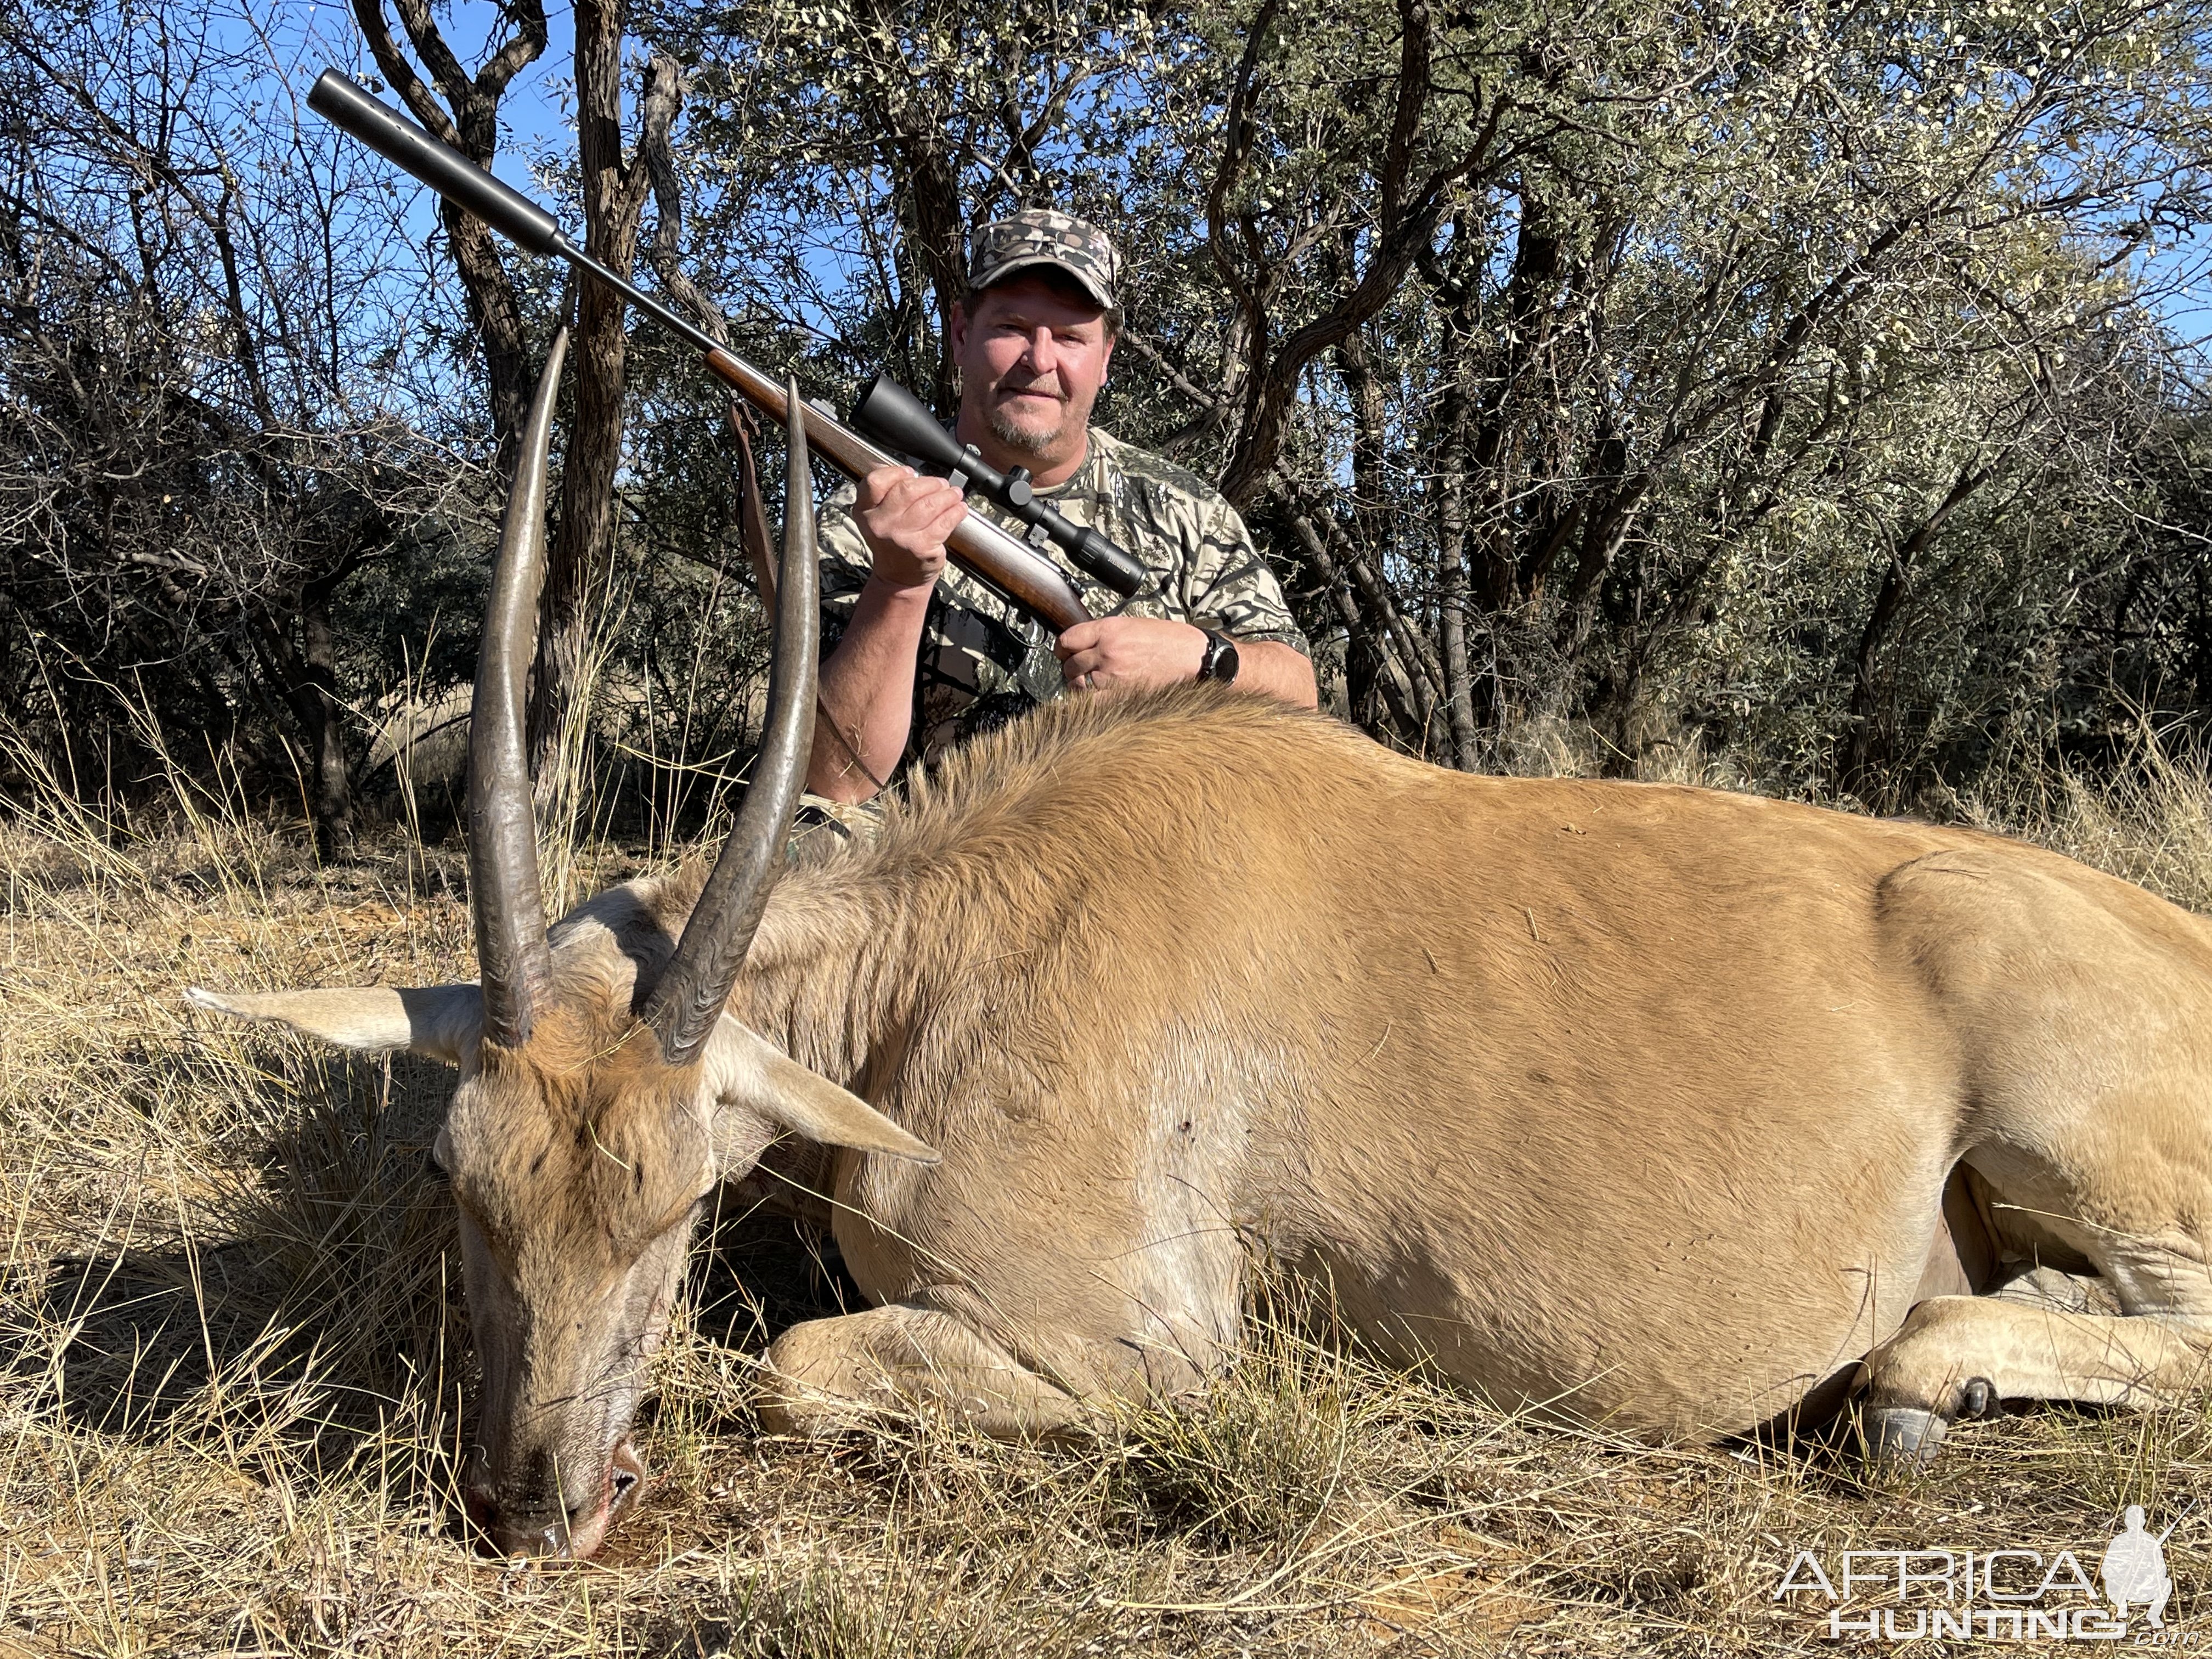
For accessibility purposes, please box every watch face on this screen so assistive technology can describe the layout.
[1202,630,1238,684]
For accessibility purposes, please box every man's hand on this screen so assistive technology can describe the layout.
[1057,617,1321,707]
[854,465,966,589]
[1055,616,1206,691]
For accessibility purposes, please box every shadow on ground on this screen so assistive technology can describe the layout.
[5,1045,858,1466]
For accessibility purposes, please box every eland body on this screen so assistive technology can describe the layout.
[191,341,2212,1558]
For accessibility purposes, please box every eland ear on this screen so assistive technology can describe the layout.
[704,1014,939,1165]
[186,985,483,1066]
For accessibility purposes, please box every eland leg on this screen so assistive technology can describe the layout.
[1854,1294,2212,1460]
[1859,848,2212,1462]
[1855,1209,2212,1462]
[759,1304,1090,1436]
[755,1293,1215,1439]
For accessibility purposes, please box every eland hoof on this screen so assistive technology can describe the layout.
[1857,1404,1950,1470]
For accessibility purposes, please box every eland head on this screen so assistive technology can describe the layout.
[189,333,936,1558]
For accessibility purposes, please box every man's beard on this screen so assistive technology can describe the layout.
[984,389,1065,458]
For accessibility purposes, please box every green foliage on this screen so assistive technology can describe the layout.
[650,0,2212,802]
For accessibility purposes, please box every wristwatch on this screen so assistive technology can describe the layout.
[1195,628,1240,685]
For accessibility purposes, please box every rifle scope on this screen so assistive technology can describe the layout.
[306,69,1146,604]
[848,377,1147,598]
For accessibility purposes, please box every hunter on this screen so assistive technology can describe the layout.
[804,210,1318,810]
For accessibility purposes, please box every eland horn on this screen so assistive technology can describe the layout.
[642,380,820,1067]
[467,328,568,1049]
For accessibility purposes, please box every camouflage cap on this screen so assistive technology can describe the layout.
[967,209,1121,313]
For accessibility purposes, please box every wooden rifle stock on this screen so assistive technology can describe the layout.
[699,347,1091,633]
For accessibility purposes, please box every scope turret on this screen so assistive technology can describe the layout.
[849,375,1146,600]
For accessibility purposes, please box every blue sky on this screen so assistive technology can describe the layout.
[294,0,579,218]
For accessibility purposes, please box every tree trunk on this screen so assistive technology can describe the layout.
[1838,466,1988,799]
[1839,556,1912,802]
[859,0,973,416]
[1331,319,1421,742]
[1268,484,1431,741]
[247,566,360,859]
[298,573,358,858]
[2191,561,2212,716]
[1209,0,1503,509]
[1432,370,1483,771]
[531,0,654,787]
[352,0,544,477]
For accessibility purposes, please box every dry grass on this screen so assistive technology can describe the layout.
[9,729,2212,1655]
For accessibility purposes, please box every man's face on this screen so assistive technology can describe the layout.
[951,274,1116,470]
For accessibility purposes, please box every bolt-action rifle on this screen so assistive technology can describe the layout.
[307,69,1147,633]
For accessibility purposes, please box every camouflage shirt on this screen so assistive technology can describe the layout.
[819,427,1309,771]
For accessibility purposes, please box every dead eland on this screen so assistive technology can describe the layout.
[191,338,2212,1558]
